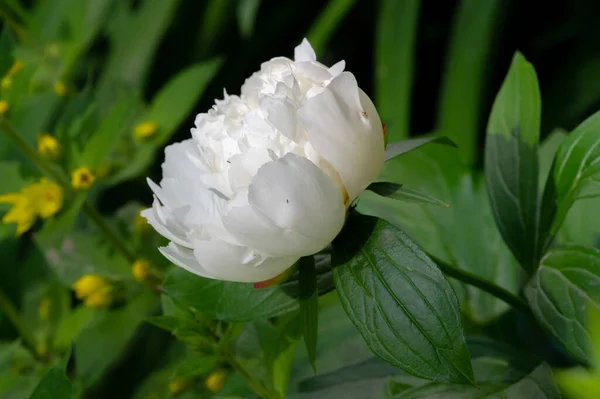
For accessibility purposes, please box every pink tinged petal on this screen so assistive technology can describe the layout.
[298,72,385,201]
[192,239,298,283]
[223,153,345,257]
[294,38,316,62]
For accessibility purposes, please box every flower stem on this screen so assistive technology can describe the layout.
[226,355,279,399]
[0,120,136,264]
[429,254,530,314]
[0,288,40,360]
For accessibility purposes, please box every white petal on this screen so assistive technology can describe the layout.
[298,72,385,201]
[192,239,297,282]
[259,95,301,142]
[294,38,316,62]
[223,153,345,257]
[328,60,346,77]
[159,242,214,278]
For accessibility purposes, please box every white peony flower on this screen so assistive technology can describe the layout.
[142,39,384,283]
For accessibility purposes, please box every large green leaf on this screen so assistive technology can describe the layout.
[75,291,156,387]
[485,52,541,270]
[375,0,420,142]
[162,254,332,322]
[525,245,600,364]
[30,351,74,399]
[359,145,520,323]
[386,361,560,399]
[539,111,600,253]
[332,214,474,385]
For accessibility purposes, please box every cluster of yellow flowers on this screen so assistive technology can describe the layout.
[72,275,115,308]
[0,178,63,236]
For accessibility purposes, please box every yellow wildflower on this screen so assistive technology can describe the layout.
[39,297,51,320]
[0,193,36,236]
[72,275,114,309]
[83,286,114,308]
[37,133,61,160]
[72,275,107,299]
[134,121,157,139]
[168,377,192,394]
[0,179,63,236]
[71,167,95,189]
[132,259,151,282]
[1,77,11,90]
[205,369,228,393]
[53,81,67,96]
[7,60,24,77]
[0,101,9,115]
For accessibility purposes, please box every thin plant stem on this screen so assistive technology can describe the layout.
[227,355,279,399]
[430,254,530,314]
[0,120,136,264]
[0,289,41,360]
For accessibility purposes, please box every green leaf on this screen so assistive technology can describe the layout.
[269,313,302,397]
[436,0,503,165]
[384,136,456,161]
[375,0,420,142]
[298,256,318,372]
[172,357,218,378]
[106,59,222,185]
[237,0,261,38]
[306,0,357,56]
[145,315,182,333]
[162,257,333,322]
[386,361,560,399]
[358,145,520,323]
[30,350,74,399]
[539,111,600,253]
[75,291,156,387]
[96,0,182,104]
[485,52,541,270]
[367,182,450,207]
[332,214,475,384]
[53,306,97,351]
[80,94,139,169]
[525,245,600,364]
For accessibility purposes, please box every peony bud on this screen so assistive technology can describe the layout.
[142,39,384,283]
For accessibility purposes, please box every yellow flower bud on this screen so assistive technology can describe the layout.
[1,77,12,90]
[134,210,151,235]
[83,286,114,308]
[37,133,61,160]
[72,274,107,300]
[0,192,36,236]
[134,122,157,139]
[0,100,9,115]
[7,60,24,77]
[205,369,228,393]
[168,377,192,394]
[53,81,67,96]
[71,167,95,190]
[24,178,63,219]
[132,259,151,282]
[39,297,51,321]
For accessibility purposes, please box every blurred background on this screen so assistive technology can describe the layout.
[1,0,600,398]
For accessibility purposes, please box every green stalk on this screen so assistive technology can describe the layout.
[436,0,503,166]
[307,0,357,56]
[0,289,41,360]
[375,0,421,143]
[227,355,279,399]
[430,254,530,314]
[0,120,136,264]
